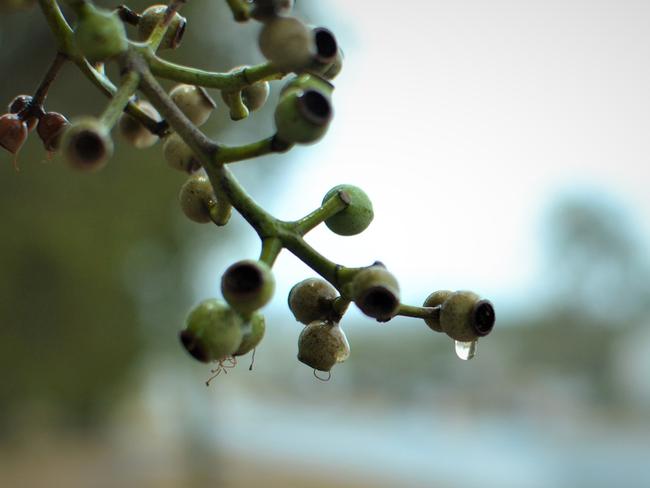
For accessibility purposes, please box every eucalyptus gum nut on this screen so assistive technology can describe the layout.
[250,0,294,21]
[440,291,496,342]
[60,117,113,172]
[422,290,453,332]
[180,299,244,362]
[37,112,70,151]
[178,173,215,223]
[351,266,400,321]
[0,114,28,154]
[288,277,339,325]
[138,4,187,50]
[297,320,350,372]
[258,16,313,72]
[163,132,201,173]
[169,84,216,127]
[274,89,332,144]
[311,27,338,66]
[322,184,374,236]
[221,260,275,314]
[233,312,266,356]
[118,101,160,149]
[73,4,127,63]
[320,48,344,80]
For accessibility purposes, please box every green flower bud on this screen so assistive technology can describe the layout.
[169,84,216,127]
[274,88,332,144]
[178,172,216,223]
[0,113,28,155]
[60,117,113,172]
[233,312,266,356]
[350,266,400,322]
[258,16,313,72]
[162,132,201,173]
[297,320,350,372]
[322,184,373,236]
[422,290,453,332]
[73,4,127,63]
[138,4,187,50]
[288,277,338,325]
[222,260,275,314]
[118,101,161,149]
[439,291,495,342]
[250,0,294,21]
[179,298,244,363]
[37,112,70,152]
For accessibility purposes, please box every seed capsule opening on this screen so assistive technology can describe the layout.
[472,299,495,336]
[358,286,399,321]
[172,18,187,48]
[313,28,338,63]
[74,130,107,164]
[297,90,332,126]
[179,330,210,363]
[224,262,264,297]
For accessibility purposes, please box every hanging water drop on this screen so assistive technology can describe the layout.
[455,339,478,360]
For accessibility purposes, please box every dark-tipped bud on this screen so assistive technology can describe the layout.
[74,4,128,63]
[0,113,28,154]
[180,299,244,363]
[162,132,201,173]
[250,0,294,21]
[118,101,161,149]
[311,27,338,67]
[439,291,496,342]
[178,172,216,223]
[288,278,339,325]
[37,112,70,152]
[138,4,187,50]
[322,184,373,236]
[297,320,350,372]
[274,88,332,144]
[422,290,453,332]
[60,117,113,172]
[221,260,275,314]
[258,16,313,72]
[169,84,216,127]
[351,266,400,322]
[233,312,266,356]
[8,94,32,115]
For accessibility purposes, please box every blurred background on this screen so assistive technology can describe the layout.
[1,0,650,487]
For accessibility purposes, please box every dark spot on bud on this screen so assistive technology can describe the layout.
[297,90,332,126]
[472,300,495,336]
[74,130,107,164]
[358,287,399,321]
[313,28,338,63]
[179,330,210,363]
[223,262,263,297]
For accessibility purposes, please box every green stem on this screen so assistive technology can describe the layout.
[217,136,291,164]
[292,191,349,236]
[139,48,284,91]
[99,70,140,129]
[259,237,283,266]
[397,304,440,321]
[225,0,250,22]
[223,91,249,121]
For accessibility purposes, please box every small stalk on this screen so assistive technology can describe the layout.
[292,191,350,236]
[396,304,441,321]
[99,70,141,130]
[259,237,283,267]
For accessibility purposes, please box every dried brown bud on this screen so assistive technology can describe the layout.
[37,112,70,152]
[0,113,28,154]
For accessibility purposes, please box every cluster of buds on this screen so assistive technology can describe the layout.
[5,0,496,382]
[0,94,69,168]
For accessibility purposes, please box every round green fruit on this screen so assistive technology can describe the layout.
[323,184,373,236]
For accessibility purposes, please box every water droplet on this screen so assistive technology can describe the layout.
[455,340,478,360]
